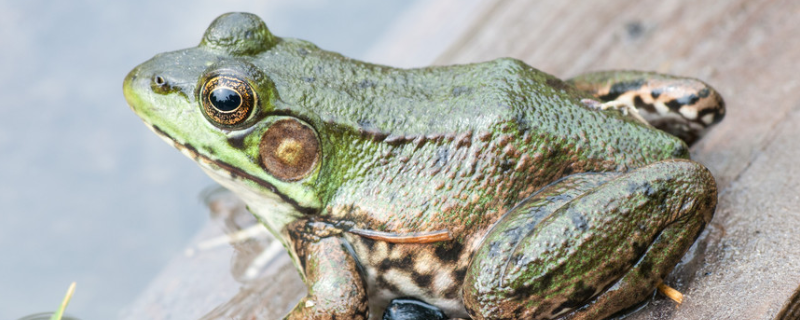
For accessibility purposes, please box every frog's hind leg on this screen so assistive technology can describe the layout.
[568,71,725,145]
[462,160,717,320]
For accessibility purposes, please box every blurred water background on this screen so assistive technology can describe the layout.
[0,1,418,319]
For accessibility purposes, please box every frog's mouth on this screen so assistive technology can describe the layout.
[144,122,317,215]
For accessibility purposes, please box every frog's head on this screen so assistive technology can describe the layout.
[123,12,321,234]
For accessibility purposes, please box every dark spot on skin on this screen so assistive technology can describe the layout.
[503,282,531,306]
[227,135,246,150]
[536,272,554,291]
[435,148,449,168]
[625,21,644,39]
[453,267,467,282]
[569,209,589,232]
[412,272,432,288]
[634,95,657,113]
[297,48,309,56]
[697,106,725,125]
[546,77,569,91]
[676,93,701,107]
[500,159,514,172]
[697,107,717,118]
[698,88,710,98]
[486,240,505,259]
[625,180,642,195]
[599,80,645,101]
[361,238,375,251]
[513,111,530,132]
[671,142,689,158]
[651,88,662,99]
[665,99,683,111]
[376,275,401,293]
[635,181,655,197]
[302,77,315,83]
[358,79,375,89]
[630,241,650,265]
[379,255,415,271]
[356,119,390,141]
[613,262,630,279]
[666,92,702,112]
[638,260,653,277]
[451,86,472,97]
[555,281,597,312]
[434,241,464,262]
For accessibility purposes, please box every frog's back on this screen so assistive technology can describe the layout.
[263,40,686,163]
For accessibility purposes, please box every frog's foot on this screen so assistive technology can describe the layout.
[569,71,725,146]
[462,160,717,320]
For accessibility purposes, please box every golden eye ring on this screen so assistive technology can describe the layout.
[200,72,256,126]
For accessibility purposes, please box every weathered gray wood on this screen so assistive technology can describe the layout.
[119,192,305,320]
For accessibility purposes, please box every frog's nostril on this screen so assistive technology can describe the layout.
[154,75,166,86]
[151,75,172,94]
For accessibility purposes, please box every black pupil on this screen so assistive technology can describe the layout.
[210,88,241,112]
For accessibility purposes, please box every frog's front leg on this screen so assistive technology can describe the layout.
[568,71,725,145]
[463,159,717,320]
[284,222,368,320]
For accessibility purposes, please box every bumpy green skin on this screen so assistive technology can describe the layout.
[124,13,718,320]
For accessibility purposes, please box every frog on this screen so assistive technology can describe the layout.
[123,12,724,320]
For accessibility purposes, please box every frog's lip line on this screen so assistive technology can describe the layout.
[146,123,317,215]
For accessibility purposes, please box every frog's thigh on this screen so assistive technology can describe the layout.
[568,70,725,145]
[462,160,717,320]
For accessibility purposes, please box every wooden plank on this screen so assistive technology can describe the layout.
[119,191,305,320]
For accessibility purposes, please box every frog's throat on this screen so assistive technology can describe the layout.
[145,123,311,233]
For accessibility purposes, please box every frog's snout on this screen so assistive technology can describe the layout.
[122,66,143,111]
[123,64,167,116]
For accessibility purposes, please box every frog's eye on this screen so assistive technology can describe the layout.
[259,119,320,181]
[200,72,256,126]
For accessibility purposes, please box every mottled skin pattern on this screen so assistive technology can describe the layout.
[123,13,724,320]
[568,71,725,145]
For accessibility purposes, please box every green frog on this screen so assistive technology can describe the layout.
[123,12,724,320]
